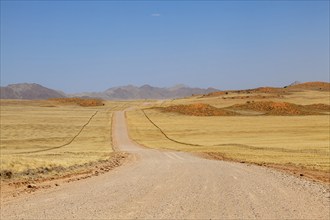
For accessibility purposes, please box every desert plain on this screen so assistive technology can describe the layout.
[0,82,329,219]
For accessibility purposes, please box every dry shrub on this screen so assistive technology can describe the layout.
[159,103,237,116]
[49,98,104,107]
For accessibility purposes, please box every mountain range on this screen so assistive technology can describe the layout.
[2,81,328,100]
[0,83,218,100]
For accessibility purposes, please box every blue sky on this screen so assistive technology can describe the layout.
[1,1,329,93]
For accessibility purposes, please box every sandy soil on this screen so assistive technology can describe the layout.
[1,111,329,219]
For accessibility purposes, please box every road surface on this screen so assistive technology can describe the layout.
[1,111,329,219]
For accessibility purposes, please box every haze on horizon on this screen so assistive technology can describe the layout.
[1,1,329,93]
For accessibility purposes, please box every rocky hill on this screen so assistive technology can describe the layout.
[0,83,66,99]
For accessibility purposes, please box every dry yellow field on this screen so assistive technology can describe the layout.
[167,90,330,108]
[127,90,330,180]
[0,99,145,179]
[1,89,329,183]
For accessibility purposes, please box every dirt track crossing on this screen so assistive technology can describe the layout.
[1,111,329,219]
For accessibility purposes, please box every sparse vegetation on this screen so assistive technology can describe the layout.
[157,103,237,116]
[0,99,144,180]
[229,101,329,115]
[1,87,329,184]
[49,98,104,107]
[127,89,330,182]
[156,101,329,116]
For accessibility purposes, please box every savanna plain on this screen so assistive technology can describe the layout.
[127,82,330,183]
[0,98,145,194]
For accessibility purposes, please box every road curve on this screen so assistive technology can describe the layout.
[1,111,329,219]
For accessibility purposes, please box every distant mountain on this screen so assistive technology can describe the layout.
[0,83,66,99]
[72,84,219,100]
[2,81,328,100]
[0,83,218,100]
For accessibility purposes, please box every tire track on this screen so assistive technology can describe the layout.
[141,109,201,147]
[15,111,99,154]
[141,109,328,155]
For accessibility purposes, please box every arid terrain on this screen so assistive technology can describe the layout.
[1,82,330,219]
[1,111,329,219]
[127,82,330,183]
[0,98,144,182]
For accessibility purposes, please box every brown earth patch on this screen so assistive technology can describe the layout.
[248,87,285,94]
[49,98,104,107]
[158,103,237,116]
[203,87,288,97]
[287,81,330,91]
[202,81,329,98]
[204,93,283,99]
[224,94,283,100]
[203,91,227,97]
[229,101,325,116]
[305,103,330,111]
[199,152,330,184]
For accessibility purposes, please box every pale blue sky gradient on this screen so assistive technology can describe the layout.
[1,1,329,93]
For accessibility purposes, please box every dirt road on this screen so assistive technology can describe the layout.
[1,111,329,219]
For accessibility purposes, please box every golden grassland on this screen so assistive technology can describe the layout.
[167,89,330,108]
[1,88,329,183]
[127,90,330,180]
[0,99,146,179]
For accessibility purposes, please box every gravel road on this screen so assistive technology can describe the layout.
[1,111,329,219]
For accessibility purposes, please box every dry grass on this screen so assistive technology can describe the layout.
[158,103,237,116]
[1,87,329,183]
[167,89,330,108]
[127,109,330,171]
[203,82,330,99]
[0,99,144,180]
[49,98,104,107]
[127,89,330,180]
[229,101,329,115]
[157,101,329,116]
